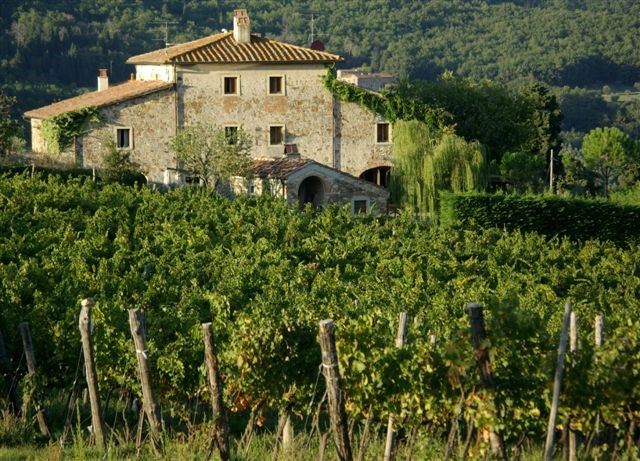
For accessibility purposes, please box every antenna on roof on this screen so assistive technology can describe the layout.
[151,20,179,48]
[299,10,327,46]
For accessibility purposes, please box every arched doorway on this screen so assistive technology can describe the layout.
[298,176,324,209]
[360,166,391,188]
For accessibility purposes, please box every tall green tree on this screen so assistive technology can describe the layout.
[0,91,22,157]
[389,120,437,214]
[394,74,532,164]
[169,124,252,189]
[581,127,638,197]
[519,83,563,158]
[499,151,547,193]
[391,121,487,218]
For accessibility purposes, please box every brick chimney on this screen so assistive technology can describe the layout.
[284,144,300,160]
[233,9,251,44]
[97,69,109,91]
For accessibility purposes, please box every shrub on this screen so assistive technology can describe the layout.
[440,192,640,244]
[0,410,38,446]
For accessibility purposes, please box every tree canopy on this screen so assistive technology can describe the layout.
[581,127,638,197]
[390,121,488,218]
[168,124,252,190]
[0,91,22,156]
[1,0,638,143]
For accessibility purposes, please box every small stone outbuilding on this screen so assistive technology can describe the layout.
[232,157,389,213]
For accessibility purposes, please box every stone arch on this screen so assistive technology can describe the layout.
[298,175,325,209]
[359,166,391,188]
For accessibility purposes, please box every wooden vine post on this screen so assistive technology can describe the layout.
[568,311,578,461]
[201,322,230,461]
[319,319,353,461]
[0,327,20,414]
[465,303,506,461]
[18,322,51,439]
[544,302,572,461]
[79,299,105,449]
[593,314,604,453]
[594,315,603,348]
[383,312,408,461]
[128,309,163,452]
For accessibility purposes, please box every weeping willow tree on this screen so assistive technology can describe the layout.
[390,120,488,220]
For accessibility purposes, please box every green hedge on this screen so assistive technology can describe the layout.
[0,165,146,186]
[440,192,640,244]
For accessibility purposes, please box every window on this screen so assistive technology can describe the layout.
[376,123,390,143]
[224,126,238,145]
[269,125,284,145]
[116,128,131,149]
[224,76,238,95]
[269,76,284,94]
[352,199,369,213]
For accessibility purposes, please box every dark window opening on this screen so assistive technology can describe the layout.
[376,123,390,143]
[360,166,391,188]
[224,76,238,94]
[225,126,238,145]
[353,199,368,213]
[269,126,284,145]
[116,128,131,149]
[269,76,283,94]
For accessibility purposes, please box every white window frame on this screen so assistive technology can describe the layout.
[375,122,391,144]
[267,74,286,95]
[115,127,133,150]
[222,75,240,95]
[351,196,370,214]
[268,124,285,146]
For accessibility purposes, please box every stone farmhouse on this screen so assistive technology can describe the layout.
[25,9,393,212]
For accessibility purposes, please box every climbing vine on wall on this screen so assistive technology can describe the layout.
[322,67,447,130]
[41,106,100,154]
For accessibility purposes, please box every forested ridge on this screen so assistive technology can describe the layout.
[1,0,639,139]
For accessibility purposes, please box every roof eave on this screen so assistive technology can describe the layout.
[24,82,175,120]
[125,58,172,65]
[172,59,343,65]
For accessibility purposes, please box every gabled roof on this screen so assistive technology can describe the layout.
[251,158,388,192]
[127,32,343,65]
[252,158,313,179]
[24,80,174,119]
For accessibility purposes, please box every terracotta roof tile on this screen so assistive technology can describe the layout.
[251,158,313,179]
[24,80,174,119]
[127,32,343,65]
[251,158,387,192]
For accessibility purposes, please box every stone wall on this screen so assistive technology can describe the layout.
[228,176,285,198]
[335,100,393,179]
[28,59,395,190]
[80,88,177,182]
[178,62,336,166]
[30,119,46,153]
[30,118,77,165]
[285,163,389,213]
[176,62,393,181]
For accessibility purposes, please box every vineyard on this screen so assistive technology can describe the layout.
[1,175,640,459]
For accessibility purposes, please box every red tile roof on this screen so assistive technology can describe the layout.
[127,32,343,65]
[251,158,387,192]
[252,158,312,179]
[24,80,174,119]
